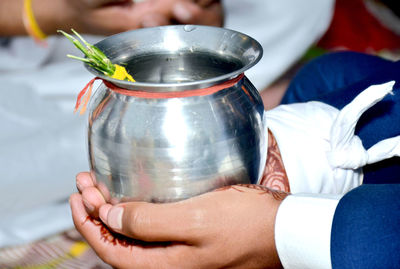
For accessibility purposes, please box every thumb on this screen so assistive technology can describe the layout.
[99,201,202,242]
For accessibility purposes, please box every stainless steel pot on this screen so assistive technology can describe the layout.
[86,25,265,203]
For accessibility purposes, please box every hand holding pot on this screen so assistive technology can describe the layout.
[71,172,288,269]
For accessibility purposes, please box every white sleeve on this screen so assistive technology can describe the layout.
[266,81,399,195]
[275,194,342,269]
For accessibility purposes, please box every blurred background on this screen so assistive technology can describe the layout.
[0,0,399,267]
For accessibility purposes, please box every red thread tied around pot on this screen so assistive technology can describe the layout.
[74,74,244,115]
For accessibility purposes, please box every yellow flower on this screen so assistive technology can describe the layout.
[112,64,135,82]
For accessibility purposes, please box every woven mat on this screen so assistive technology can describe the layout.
[0,229,111,269]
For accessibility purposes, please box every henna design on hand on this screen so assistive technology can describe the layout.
[259,130,290,192]
[84,216,137,248]
[214,184,288,201]
[83,216,173,249]
[237,184,289,201]
[214,185,245,192]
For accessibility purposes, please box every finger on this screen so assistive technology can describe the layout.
[172,1,223,26]
[70,193,91,226]
[76,172,95,193]
[99,203,113,224]
[140,13,170,28]
[70,193,135,267]
[101,200,204,243]
[86,3,144,34]
[172,2,198,23]
[70,193,195,268]
[96,181,112,203]
[76,171,112,203]
[81,187,107,217]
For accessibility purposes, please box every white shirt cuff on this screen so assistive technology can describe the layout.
[275,194,342,268]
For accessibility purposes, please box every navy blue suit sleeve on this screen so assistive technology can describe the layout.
[331,184,400,269]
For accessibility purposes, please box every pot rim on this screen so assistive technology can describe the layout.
[85,25,263,92]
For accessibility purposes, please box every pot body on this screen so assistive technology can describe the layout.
[89,77,265,202]
[86,25,265,202]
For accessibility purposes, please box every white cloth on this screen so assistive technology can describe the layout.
[275,193,341,269]
[0,80,88,247]
[223,0,335,91]
[266,81,399,194]
[0,36,101,247]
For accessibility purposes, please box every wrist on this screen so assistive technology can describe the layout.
[259,129,290,192]
[250,185,289,268]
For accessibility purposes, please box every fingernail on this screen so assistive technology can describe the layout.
[108,206,124,230]
[82,198,95,213]
[173,3,192,21]
[99,204,112,224]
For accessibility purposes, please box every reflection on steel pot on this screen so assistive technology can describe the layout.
[86,25,266,203]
